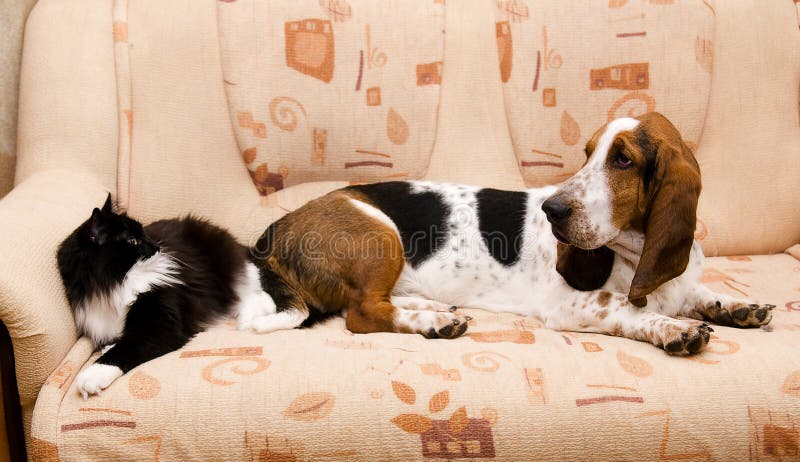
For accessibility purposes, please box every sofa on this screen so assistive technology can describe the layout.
[1,0,799,460]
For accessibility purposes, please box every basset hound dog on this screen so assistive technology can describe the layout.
[240,112,773,355]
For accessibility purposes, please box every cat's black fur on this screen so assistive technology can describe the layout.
[57,194,249,375]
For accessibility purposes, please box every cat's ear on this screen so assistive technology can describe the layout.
[88,208,108,245]
[101,193,113,213]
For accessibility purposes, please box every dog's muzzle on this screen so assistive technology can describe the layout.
[542,196,572,244]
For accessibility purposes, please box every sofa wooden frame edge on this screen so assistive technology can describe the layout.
[1,321,28,461]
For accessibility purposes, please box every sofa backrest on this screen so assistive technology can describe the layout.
[218,0,445,192]
[15,0,800,255]
[496,0,714,188]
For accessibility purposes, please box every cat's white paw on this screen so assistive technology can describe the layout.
[75,363,123,400]
[236,291,277,331]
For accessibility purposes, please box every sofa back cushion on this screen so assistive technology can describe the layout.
[218,0,446,195]
[78,0,799,255]
[495,0,714,187]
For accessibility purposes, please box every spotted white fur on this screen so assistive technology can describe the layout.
[391,296,452,312]
[248,118,770,351]
[391,180,761,351]
[75,252,182,346]
[395,183,577,318]
[558,117,640,248]
[365,118,768,352]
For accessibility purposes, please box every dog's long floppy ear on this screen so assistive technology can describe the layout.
[628,124,701,307]
[556,242,615,291]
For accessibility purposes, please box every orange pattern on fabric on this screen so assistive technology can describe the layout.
[128,371,160,400]
[366,87,381,106]
[45,361,75,389]
[417,62,443,86]
[200,356,270,386]
[113,22,128,43]
[237,112,267,139]
[285,19,335,83]
[496,21,512,83]
[284,392,336,421]
[590,63,649,91]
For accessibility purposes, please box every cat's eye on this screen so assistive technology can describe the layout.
[127,238,140,246]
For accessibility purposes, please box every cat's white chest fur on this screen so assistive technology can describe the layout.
[75,252,182,346]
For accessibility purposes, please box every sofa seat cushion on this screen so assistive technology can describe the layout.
[32,254,800,461]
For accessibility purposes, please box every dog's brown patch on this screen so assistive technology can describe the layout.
[254,189,467,339]
[254,190,404,333]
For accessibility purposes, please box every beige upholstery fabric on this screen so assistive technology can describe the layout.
[118,0,258,231]
[692,0,800,256]
[422,0,524,191]
[31,254,800,461]
[0,0,37,200]
[0,156,14,202]
[218,0,445,192]
[0,169,109,448]
[497,0,714,188]
[787,244,800,261]
[15,0,119,192]
[3,0,799,459]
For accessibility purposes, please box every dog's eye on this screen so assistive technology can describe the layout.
[127,238,140,246]
[613,153,633,169]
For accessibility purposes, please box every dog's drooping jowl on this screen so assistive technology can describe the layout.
[57,196,276,398]
[244,112,773,354]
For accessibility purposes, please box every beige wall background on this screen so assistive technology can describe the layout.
[0,0,38,199]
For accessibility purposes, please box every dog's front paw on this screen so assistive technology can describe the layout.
[702,300,775,328]
[424,312,470,339]
[395,309,470,339]
[75,363,123,400]
[661,321,712,356]
[729,302,774,327]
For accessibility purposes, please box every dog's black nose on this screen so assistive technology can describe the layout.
[542,198,572,222]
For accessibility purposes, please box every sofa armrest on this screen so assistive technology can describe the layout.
[0,168,108,435]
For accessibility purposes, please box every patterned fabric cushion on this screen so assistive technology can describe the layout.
[31,253,800,461]
[217,0,445,195]
[495,0,714,187]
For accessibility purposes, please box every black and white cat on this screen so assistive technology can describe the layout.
[57,195,276,398]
